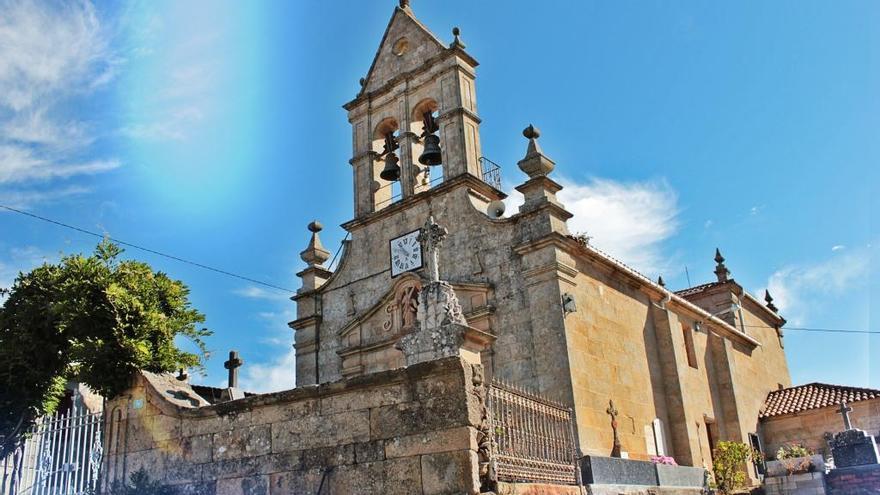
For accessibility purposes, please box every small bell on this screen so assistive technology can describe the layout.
[380,153,400,181]
[419,134,442,166]
[418,111,442,166]
[378,131,401,181]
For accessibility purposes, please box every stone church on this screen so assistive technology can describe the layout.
[96,3,794,493]
[292,0,789,474]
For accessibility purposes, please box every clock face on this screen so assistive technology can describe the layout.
[389,230,423,277]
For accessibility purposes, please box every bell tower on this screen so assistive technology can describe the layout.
[343,1,484,218]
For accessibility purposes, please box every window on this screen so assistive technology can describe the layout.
[682,323,698,369]
[749,433,766,476]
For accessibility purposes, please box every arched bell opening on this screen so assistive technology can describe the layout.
[372,117,401,209]
[410,99,442,193]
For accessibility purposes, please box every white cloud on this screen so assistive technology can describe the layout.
[0,145,119,184]
[750,205,763,216]
[0,0,108,111]
[233,286,291,301]
[761,247,872,326]
[119,22,218,143]
[505,177,679,274]
[831,245,845,252]
[238,347,296,394]
[0,0,120,204]
[0,185,90,209]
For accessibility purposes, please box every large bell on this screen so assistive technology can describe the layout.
[418,134,442,166]
[379,153,400,181]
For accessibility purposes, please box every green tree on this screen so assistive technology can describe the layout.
[0,241,210,458]
[711,440,762,494]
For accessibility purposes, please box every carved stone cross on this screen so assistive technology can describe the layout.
[224,350,244,389]
[607,399,622,457]
[837,401,853,431]
[417,215,448,282]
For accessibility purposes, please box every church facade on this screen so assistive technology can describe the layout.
[292,0,790,477]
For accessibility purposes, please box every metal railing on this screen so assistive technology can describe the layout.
[487,380,581,485]
[480,157,502,190]
[1,407,103,495]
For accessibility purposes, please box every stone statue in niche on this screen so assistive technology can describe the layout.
[382,278,422,335]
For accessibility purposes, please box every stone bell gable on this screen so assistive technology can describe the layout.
[356,2,452,96]
[343,2,484,218]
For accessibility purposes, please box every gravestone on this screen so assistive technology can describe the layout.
[829,401,880,468]
[830,429,880,468]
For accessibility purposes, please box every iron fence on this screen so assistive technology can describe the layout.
[479,157,502,190]
[1,407,103,495]
[487,380,581,485]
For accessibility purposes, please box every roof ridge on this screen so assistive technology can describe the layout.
[761,381,880,418]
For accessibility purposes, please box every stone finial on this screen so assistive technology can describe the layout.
[300,221,331,267]
[398,0,410,8]
[450,27,466,48]
[517,124,555,179]
[764,289,778,313]
[657,276,665,288]
[714,248,730,283]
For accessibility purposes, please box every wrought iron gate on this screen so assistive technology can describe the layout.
[487,380,581,485]
[1,407,103,495]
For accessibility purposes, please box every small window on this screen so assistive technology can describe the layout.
[749,433,766,475]
[682,323,698,369]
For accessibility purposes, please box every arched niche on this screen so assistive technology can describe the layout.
[410,98,441,193]
[371,117,400,209]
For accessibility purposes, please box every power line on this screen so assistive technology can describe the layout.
[4,205,877,335]
[741,324,878,335]
[1,204,296,294]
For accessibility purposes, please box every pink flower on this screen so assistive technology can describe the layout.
[651,455,678,466]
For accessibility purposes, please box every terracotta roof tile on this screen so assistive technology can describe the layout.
[760,383,880,418]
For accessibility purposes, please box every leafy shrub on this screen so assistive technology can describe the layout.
[711,441,762,494]
[776,443,813,460]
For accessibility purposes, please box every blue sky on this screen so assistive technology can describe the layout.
[0,0,877,392]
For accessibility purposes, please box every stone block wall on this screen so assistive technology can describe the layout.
[825,464,880,494]
[763,472,826,495]
[101,357,485,494]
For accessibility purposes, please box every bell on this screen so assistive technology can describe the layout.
[418,134,442,166]
[379,153,400,181]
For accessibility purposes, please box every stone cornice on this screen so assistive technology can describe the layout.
[289,315,321,331]
[438,106,482,125]
[340,173,505,232]
[514,200,574,221]
[741,291,787,327]
[295,266,333,279]
[514,175,563,195]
